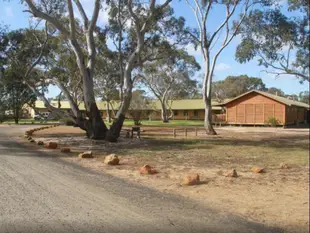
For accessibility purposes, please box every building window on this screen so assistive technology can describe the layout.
[194,110,198,117]
[183,110,188,116]
[173,110,178,116]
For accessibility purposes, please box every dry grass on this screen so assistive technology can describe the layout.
[32,125,309,233]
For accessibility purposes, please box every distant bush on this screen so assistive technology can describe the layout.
[266,117,280,127]
[0,113,7,123]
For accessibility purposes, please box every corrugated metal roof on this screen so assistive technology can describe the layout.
[34,99,225,111]
[216,90,310,108]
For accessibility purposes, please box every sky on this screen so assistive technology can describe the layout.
[0,0,309,98]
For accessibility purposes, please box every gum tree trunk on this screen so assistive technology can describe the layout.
[160,101,169,123]
[106,101,111,123]
[24,0,109,140]
[202,63,217,135]
[203,95,216,135]
[107,69,133,141]
[84,103,108,139]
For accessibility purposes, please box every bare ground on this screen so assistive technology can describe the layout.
[31,125,310,233]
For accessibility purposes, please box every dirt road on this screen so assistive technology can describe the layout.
[0,125,283,233]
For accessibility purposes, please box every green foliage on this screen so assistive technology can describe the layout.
[128,90,152,125]
[266,87,285,97]
[141,50,200,100]
[299,91,310,105]
[266,117,280,127]
[106,0,197,75]
[1,66,37,123]
[212,75,266,101]
[235,5,309,82]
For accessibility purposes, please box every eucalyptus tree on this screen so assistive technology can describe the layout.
[184,0,272,134]
[212,75,266,101]
[105,0,194,137]
[93,62,120,123]
[46,36,84,105]
[266,87,285,96]
[235,1,309,82]
[1,66,37,124]
[0,28,50,121]
[0,22,71,118]
[21,0,182,141]
[21,0,112,139]
[299,91,310,105]
[140,51,200,122]
[128,89,152,125]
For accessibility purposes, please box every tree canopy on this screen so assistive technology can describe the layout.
[212,75,266,101]
[235,2,309,82]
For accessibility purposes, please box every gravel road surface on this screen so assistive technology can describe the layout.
[0,125,283,233]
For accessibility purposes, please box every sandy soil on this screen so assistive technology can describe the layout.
[32,125,310,233]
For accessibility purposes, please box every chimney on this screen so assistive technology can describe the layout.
[275,91,278,96]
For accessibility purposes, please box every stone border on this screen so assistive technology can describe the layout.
[24,124,60,138]
[22,125,292,186]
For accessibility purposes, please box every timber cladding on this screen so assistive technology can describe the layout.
[226,92,285,125]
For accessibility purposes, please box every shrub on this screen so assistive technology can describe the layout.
[266,117,280,127]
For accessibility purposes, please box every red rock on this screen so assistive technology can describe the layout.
[251,167,265,173]
[183,174,200,185]
[25,131,32,136]
[45,142,58,149]
[104,154,119,165]
[78,151,93,158]
[139,164,158,175]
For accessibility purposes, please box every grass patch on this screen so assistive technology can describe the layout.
[1,119,59,124]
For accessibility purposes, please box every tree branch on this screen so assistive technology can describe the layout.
[67,0,77,40]
[73,0,89,29]
[53,79,81,118]
[208,0,239,47]
[24,0,70,37]
[24,22,49,80]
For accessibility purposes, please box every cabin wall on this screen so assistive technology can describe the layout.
[286,106,307,124]
[226,92,286,125]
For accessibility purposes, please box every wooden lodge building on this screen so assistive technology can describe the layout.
[217,90,309,126]
[28,99,225,122]
[27,90,309,126]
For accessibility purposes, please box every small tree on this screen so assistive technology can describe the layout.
[128,90,152,125]
[94,72,120,123]
[140,51,199,122]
